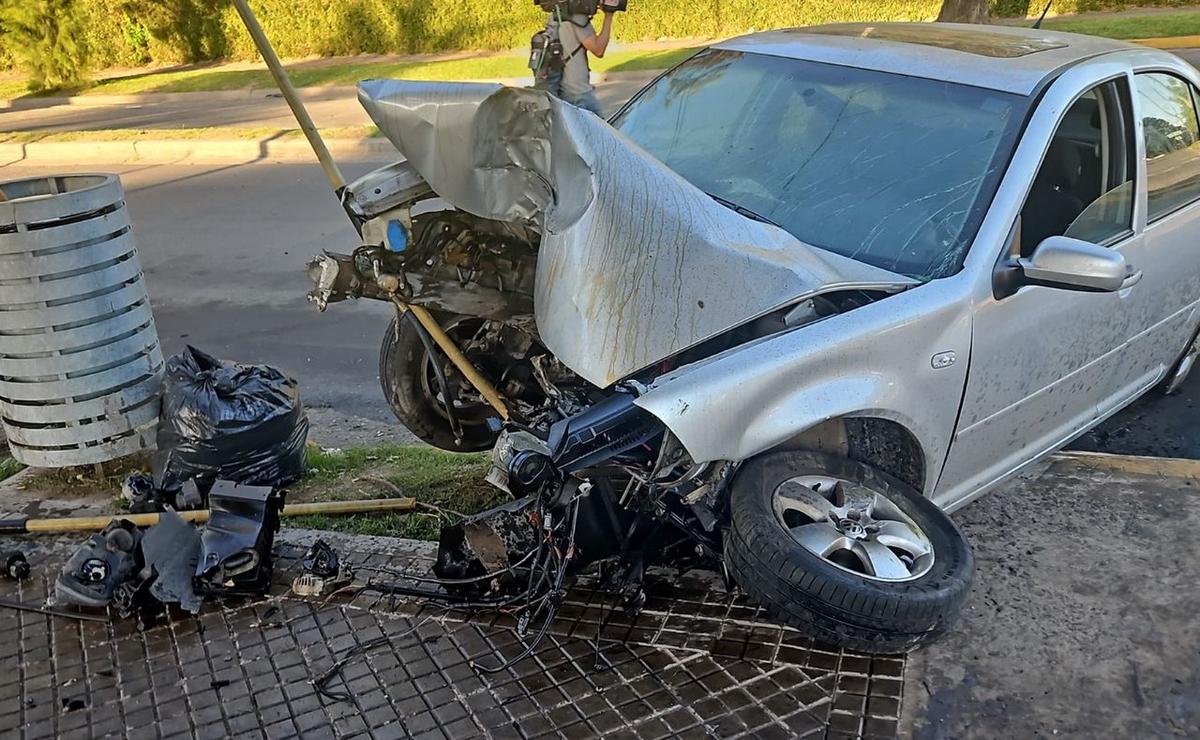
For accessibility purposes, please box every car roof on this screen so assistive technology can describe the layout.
[714,22,1162,96]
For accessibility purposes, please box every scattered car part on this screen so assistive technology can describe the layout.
[725,451,973,653]
[302,539,341,578]
[292,540,353,597]
[138,509,203,614]
[153,346,309,493]
[121,474,157,513]
[0,497,416,535]
[3,551,29,580]
[433,496,541,590]
[122,474,205,513]
[52,520,142,608]
[195,482,283,597]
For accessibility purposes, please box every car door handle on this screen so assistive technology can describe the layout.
[1121,268,1143,290]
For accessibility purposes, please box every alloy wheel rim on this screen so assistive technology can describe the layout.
[771,475,934,582]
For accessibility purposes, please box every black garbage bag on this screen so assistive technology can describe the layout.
[153,346,309,492]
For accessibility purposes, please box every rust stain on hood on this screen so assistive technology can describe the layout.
[358,80,913,388]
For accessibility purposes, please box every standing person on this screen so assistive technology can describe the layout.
[554,1,619,116]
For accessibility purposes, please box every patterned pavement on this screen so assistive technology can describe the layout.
[0,529,906,739]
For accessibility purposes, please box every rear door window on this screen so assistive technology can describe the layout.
[1134,72,1200,221]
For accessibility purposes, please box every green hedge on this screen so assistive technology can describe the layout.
[988,0,1195,17]
[4,0,1198,73]
[20,0,952,70]
[991,1,1198,17]
[221,0,954,60]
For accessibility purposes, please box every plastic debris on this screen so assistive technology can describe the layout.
[292,539,352,597]
[195,482,283,597]
[52,520,142,608]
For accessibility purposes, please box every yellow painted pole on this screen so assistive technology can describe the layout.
[14,497,417,534]
[394,300,510,420]
[230,0,346,194]
[230,0,511,424]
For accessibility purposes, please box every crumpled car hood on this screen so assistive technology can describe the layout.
[359,80,913,388]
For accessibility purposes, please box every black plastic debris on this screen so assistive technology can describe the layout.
[195,481,283,597]
[120,474,157,513]
[154,346,309,494]
[61,698,86,713]
[3,551,29,580]
[434,496,540,591]
[122,474,206,513]
[53,520,142,608]
[54,481,280,620]
[140,510,203,614]
[292,539,352,597]
[302,539,340,578]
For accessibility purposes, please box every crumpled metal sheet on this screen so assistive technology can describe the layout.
[358,80,911,388]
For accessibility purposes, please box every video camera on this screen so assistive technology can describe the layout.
[535,0,627,15]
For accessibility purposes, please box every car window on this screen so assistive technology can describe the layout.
[1019,80,1134,256]
[1134,72,1200,221]
[611,50,1028,281]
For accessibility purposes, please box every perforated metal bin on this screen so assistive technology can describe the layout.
[0,174,162,467]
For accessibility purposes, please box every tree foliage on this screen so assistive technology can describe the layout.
[0,0,90,90]
[117,0,227,62]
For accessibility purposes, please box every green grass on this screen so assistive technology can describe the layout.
[0,456,24,481]
[1038,11,1200,40]
[2,46,698,99]
[289,444,505,540]
[0,78,28,100]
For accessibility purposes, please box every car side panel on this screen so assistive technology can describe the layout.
[635,278,973,496]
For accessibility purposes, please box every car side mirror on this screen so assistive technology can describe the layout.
[995,236,1131,298]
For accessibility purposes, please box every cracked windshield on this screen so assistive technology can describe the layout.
[613,49,1028,279]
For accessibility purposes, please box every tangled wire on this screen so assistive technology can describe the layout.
[313,492,583,701]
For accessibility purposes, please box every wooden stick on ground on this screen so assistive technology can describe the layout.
[0,497,417,535]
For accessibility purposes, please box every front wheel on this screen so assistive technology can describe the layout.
[378,314,499,452]
[725,451,973,653]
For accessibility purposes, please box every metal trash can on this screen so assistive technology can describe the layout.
[0,174,162,467]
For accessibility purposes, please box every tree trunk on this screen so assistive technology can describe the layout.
[936,0,990,23]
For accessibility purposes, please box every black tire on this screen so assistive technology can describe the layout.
[725,451,973,653]
[379,315,499,452]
